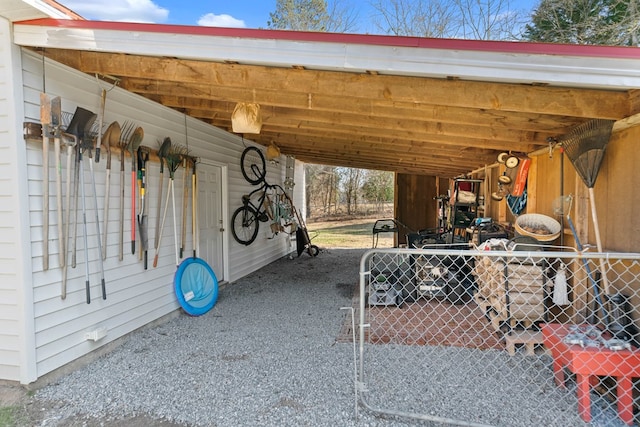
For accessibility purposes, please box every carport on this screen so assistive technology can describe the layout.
[12,16,640,245]
[3,2,640,415]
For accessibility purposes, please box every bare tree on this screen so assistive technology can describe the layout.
[369,0,525,40]
[305,165,340,216]
[361,170,394,211]
[454,0,523,40]
[268,0,360,32]
[369,0,458,37]
[339,167,363,215]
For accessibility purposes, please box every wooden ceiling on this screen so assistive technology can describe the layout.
[39,48,638,177]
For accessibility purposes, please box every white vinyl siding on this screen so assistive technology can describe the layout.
[19,49,296,381]
[0,16,36,383]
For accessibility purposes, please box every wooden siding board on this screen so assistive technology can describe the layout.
[17,49,295,381]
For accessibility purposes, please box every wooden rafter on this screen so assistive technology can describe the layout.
[38,47,634,177]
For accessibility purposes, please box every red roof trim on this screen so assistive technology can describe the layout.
[16,18,640,59]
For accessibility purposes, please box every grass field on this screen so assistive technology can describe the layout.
[306,217,395,249]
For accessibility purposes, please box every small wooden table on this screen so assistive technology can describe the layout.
[542,323,640,425]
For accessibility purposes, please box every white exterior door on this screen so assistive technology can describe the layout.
[198,162,224,280]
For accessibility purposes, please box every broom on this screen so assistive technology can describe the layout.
[560,119,614,296]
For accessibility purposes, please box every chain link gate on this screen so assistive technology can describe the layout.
[353,246,640,426]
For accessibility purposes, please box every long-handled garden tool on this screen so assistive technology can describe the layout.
[153,145,185,268]
[191,157,198,258]
[128,127,144,255]
[101,121,120,260]
[40,93,51,271]
[553,194,609,325]
[65,107,97,304]
[180,156,190,259]
[137,147,150,269]
[117,122,135,261]
[60,130,76,299]
[86,122,107,300]
[154,137,171,261]
[560,119,614,295]
[69,119,81,269]
[49,97,64,270]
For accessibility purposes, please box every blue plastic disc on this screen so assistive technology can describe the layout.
[174,257,219,316]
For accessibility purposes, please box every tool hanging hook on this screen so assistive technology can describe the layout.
[94,73,120,92]
[546,137,558,159]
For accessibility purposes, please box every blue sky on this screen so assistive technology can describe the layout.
[56,0,535,33]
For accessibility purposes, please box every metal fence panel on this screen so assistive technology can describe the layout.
[357,246,640,427]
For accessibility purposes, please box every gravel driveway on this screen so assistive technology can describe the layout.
[17,248,376,427]
[5,247,633,426]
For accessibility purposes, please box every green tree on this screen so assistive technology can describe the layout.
[523,0,639,45]
[267,0,359,32]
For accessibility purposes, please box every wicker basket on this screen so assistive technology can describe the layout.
[515,214,561,242]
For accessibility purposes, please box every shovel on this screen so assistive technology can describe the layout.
[66,107,97,303]
[40,93,51,271]
[101,121,121,260]
[137,147,150,269]
[128,127,144,255]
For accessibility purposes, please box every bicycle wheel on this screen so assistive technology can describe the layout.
[240,146,266,185]
[231,205,260,245]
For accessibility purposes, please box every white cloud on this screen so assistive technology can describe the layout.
[60,0,169,23]
[197,13,246,28]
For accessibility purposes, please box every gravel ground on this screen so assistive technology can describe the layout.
[7,248,635,426]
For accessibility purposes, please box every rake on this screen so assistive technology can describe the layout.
[560,119,614,295]
[153,144,188,268]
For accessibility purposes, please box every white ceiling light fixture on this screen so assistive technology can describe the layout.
[231,102,262,134]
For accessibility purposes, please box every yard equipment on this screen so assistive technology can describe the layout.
[154,137,171,259]
[65,107,97,304]
[291,201,319,257]
[191,157,198,258]
[40,93,51,271]
[153,144,186,268]
[117,121,135,261]
[180,156,190,259]
[552,194,609,325]
[86,118,107,300]
[560,119,614,294]
[60,123,77,299]
[137,146,150,269]
[50,97,64,269]
[101,121,121,260]
[128,126,144,255]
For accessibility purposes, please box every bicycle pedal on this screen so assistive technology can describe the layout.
[258,213,269,222]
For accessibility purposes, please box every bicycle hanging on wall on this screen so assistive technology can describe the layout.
[231,146,295,245]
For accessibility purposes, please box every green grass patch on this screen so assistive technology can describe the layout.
[307,219,393,248]
[0,406,19,426]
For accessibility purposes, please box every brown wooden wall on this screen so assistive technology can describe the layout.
[394,173,438,244]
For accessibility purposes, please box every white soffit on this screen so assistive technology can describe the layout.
[12,20,640,91]
[1,0,78,22]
